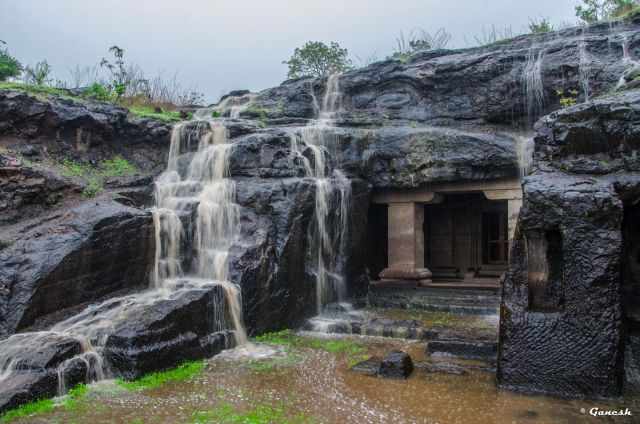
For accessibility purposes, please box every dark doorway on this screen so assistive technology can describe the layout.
[367,204,388,280]
[424,193,508,282]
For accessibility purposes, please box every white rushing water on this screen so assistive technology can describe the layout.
[289,74,352,314]
[193,93,257,120]
[153,120,247,344]
[579,40,591,101]
[522,48,546,126]
[517,135,535,178]
[0,119,248,394]
[616,34,639,90]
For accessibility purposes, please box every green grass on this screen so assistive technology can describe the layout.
[60,155,137,197]
[0,384,90,423]
[191,402,313,424]
[254,330,368,367]
[60,384,89,412]
[0,83,190,123]
[116,360,206,391]
[0,82,77,100]
[100,155,137,177]
[0,398,55,423]
[128,105,183,123]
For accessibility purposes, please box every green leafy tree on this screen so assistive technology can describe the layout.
[24,60,52,85]
[0,40,22,81]
[576,0,638,23]
[528,17,554,34]
[283,41,352,79]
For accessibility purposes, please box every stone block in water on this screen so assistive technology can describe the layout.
[378,350,414,379]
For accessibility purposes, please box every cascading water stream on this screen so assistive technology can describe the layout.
[522,48,545,126]
[153,120,247,345]
[289,74,352,314]
[0,120,248,395]
[579,40,591,101]
[616,34,639,89]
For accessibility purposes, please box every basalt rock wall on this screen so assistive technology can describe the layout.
[497,89,640,398]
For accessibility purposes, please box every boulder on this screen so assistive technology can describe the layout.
[350,358,380,376]
[100,284,235,379]
[0,333,85,414]
[378,350,414,379]
[0,199,155,339]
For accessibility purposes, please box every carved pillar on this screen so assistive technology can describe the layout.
[507,198,523,243]
[379,202,432,283]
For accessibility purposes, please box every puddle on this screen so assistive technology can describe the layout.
[17,335,639,424]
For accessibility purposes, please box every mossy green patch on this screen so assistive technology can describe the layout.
[0,398,55,423]
[191,402,313,424]
[60,155,138,197]
[61,383,89,412]
[116,360,206,391]
[0,383,91,423]
[128,105,183,123]
[254,330,367,366]
[100,155,137,177]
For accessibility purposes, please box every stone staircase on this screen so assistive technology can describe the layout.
[368,286,501,316]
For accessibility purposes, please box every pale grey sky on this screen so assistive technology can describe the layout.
[2,1,579,102]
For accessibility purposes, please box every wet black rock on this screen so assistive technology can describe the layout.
[229,175,370,335]
[0,333,85,414]
[378,350,414,379]
[251,17,640,127]
[0,90,172,173]
[498,89,640,398]
[427,339,497,361]
[102,285,235,379]
[0,160,80,225]
[350,358,381,376]
[422,362,469,376]
[0,199,155,339]
[534,89,640,175]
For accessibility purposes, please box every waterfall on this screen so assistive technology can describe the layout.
[193,93,257,119]
[579,41,591,101]
[152,120,247,345]
[517,135,535,178]
[0,120,248,394]
[290,74,352,314]
[522,49,545,126]
[616,35,639,90]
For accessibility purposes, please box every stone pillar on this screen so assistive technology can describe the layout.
[379,202,432,283]
[507,198,523,243]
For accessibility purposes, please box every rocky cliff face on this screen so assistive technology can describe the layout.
[498,89,640,398]
[0,14,639,412]
[250,17,638,128]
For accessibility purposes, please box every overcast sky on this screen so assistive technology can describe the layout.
[3,1,579,103]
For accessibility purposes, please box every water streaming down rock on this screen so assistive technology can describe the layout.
[193,93,257,120]
[616,34,640,90]
[522,49,545,126]
[0,120,248,397]
[152,120,247,345]
[579,40,591,101]
[517,135,535,178]
[289,74,352,314]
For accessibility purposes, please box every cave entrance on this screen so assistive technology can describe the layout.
[424,193,509,284]
[369,179,522,288]
[623,199,640,324]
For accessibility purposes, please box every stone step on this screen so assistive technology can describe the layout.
[426,339,498,361]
